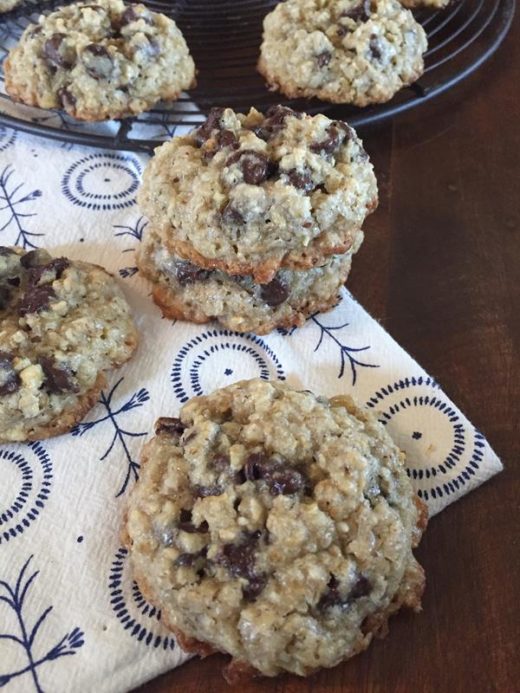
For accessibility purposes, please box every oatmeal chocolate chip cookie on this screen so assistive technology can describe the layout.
[125,379,427,681]
[3,0,195,121]
[138,106,377,283]
[0,246,138,442]
[137,227,361,335]
[258,0,427,107]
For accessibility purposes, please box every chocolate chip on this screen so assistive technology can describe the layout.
[82,44,114,80]
[341,0,372,22]
[311,125,342,155]
[369,35,382,60]
[175,547,207,567]
[221,203,244,226]
[116,6,152,27]
[226,150,269,185]
[217,530,262,579]
[311,121,352,155]
[202,129,239,161]
[317,574,372,610]
[154,417,186,436]
[43,33,74,69]
[0,351,20,397]
[39,356,78,394]
[194,107,225,146]
[259,276,289,307]
[27,257,69,286]
[218,129,239,149]
[243,453,306,495]
[286,168,314,192]
[316,50,332,68]
[194,485,223,498]
[0,246,15,257]
[242,574,267,602]
[20,249,52,269]
[337,25,348,37]
[178,509,209,534]
[0,286,10,310]
[58,87,77,110]
[212,454,231,472]
[18,285,55,316]
[349,575,372,600]
[175,261,211,286]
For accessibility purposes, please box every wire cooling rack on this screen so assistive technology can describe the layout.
[0,0,515,153]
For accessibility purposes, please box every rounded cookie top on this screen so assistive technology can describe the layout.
[4,0,195,121]
[258,0,427,107]
[0,246,137,442]
[125,379,426,679]
[138,106,376,283]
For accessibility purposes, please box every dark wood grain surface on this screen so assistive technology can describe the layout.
[137,16,520,693]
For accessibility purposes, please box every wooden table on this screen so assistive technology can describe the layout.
[138,16,520,693]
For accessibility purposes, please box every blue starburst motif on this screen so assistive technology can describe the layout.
[0,165,43,249]
[113,216,148,279]
[0,555,85,692]
[311,314,379,385]
[71,378,150,497]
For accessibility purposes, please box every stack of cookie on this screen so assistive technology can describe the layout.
[137,105,378,335]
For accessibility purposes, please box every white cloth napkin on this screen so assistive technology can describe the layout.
[0,127,502,693]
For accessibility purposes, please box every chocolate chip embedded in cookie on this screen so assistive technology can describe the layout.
[258,0,427,107]
[3,0,195,121]
[138,106,377,283]
[136,227,362,334]
[125,379,427,680]
[0,246,137,442]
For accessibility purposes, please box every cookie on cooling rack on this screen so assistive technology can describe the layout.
[258,0,427,107]
[3,0,195,121]
[124,378,427,682]
[0,246,138,442]
[138,105,376,283]
[0,0,22,13]
[137,226,361,335]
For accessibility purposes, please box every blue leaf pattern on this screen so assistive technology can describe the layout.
[0,165,43,249]
[71,378,150,497]
[0,556,84,692]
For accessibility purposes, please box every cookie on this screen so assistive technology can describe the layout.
[258,0,428,107]
[401,0,450,7]
[137,227,360,335]
[125,379,427,681]
[3,0,195,121]
[0,0,21,13]
[138,106,377,283]
[0,246,138,442]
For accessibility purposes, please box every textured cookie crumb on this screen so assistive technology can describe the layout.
[258,0,428,107]
[138,105,377,283]
[125,379,427,679]
[4,0,195,121]
[137,227,361,334]
[0,246,137,442]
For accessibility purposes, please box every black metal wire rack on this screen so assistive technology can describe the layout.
[0,0,515,153]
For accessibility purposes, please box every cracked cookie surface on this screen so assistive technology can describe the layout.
[258,0,427,107]
[137,227,360,334]
[4,0,195,121]
[125,379,426,680]
[0,246,137,442]
[138,106,376,283]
